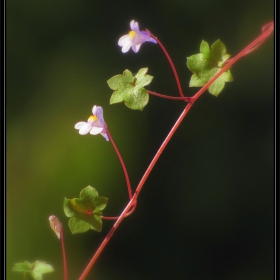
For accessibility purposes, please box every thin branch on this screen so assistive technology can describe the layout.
[60,223,68,280]
[150,32,185,99]
[148,90,192,101]
[107,129,133,200]
[78,21,274,280]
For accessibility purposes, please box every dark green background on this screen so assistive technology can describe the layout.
[7,0,274,279]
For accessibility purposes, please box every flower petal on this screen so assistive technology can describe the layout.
[94,106,104,121]
[89,126,104,135]
[119,21,156,53]
[74,122,87,129]
[149,37,157,44]
[75,122,93,135]
[92,105,97,115]
[101,132,109,141]
[121,41,132,53]
[75,105,109,141]
[94,106,107,128]
[132,43,141,53]
[130,20,139,32]
[118,35,130,47]
[139,31,157,43]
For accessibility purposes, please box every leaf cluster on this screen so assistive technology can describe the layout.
[12,261,54,280]
[64,186,108,234]
[187,39,233,96]
[107,68,153,110]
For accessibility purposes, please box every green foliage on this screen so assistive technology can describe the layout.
[64,186,108,234]
[12,261,54,280]
[107,68,153,110]
[186,39,233,96]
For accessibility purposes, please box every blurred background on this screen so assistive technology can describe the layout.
[6,0,274,279]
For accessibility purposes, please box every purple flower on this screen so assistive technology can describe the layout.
[75,105,109,141]
[118,20,157,53]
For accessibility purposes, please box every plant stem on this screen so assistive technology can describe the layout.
[136,20,274,201]
[133,102,193,199]
[192,21,274,101]
[79,21,274,280]
[107,129,133,200]
[78,199,136,280]
[148,90,192,101]
[133,19,275,199]
[78,102,193,280]
[60,222,68,280]
[102,203,136,220]
[150,33,185,99]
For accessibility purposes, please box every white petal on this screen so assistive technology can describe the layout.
[132,43,141,53]
[130,20,135,29]
[121,41,132,53]
[89,126,104,135]
[92,105,97,115]
[118,35,130,46]
[75,122,87,129]
[78,123,93,135]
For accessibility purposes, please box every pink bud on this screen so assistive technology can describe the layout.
[49,215,61,239]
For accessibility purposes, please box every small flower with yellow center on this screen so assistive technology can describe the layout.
[118,20,157,53]
[74,105,109,141]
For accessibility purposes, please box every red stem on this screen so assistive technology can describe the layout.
[134,20,274,199]
[133,103,193,200]
[79,21,274,279]
[60,222,68,280]
[192,21,274,101]
[78,103,193,280]
[107,129,133,200]
[150,33,185,99]
[148,90,192,101]
[78,199,136,280]
[102,203,137,220]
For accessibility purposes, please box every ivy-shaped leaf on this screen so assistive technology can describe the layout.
[186,39,233,96]
[107,67,153,110]
[64,185,108,234]
[12,260,54,280]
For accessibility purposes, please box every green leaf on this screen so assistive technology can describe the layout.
[200,40,211,57]
[12,261,32,272]
[107,68,153,111]
[187,39,233,97]
[107,70,134,90]
[13,261,54,280]
[64,185,108,234]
